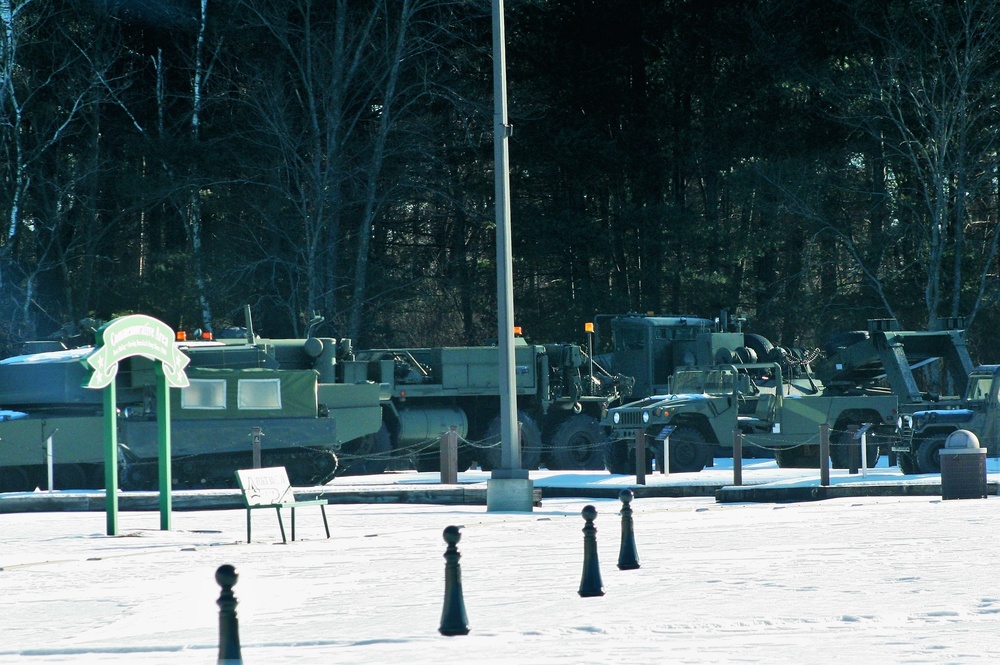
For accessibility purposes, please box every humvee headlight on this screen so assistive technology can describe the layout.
[642,411,650,423]
[612,412,621,424]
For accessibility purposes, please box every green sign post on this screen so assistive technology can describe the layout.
[81,315,190,535]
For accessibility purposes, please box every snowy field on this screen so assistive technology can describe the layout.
[2,460,1000,664]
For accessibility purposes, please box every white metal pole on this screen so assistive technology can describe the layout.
[861,431,868,478]
[46,434,54,491]
[491,0,522,479]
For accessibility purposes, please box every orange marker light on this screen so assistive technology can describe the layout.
[513,326,523,335]
[176,331,187,341]
[584,322,595,333]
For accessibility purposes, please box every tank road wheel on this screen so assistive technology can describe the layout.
[0,466,32,493]
[53,463,89,490]
[546,414,607,470]
[916,437,947,474]
[667,425,711,473]
[338,425,392,476]
[897,451,920,475]
[830,426,880,469]
[774,444,820,468]
[480,412,543,471]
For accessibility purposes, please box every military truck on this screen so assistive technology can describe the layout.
[896,364,1000,473]
[604,359,898,473]
[810,319,976,474]
[347,335,631,472]
[603,317,976,474]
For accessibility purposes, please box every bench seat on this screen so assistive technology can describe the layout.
[235,467,330,544]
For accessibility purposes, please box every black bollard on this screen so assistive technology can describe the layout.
[439,525,470,636]
[216,564,243,665]
[578,505,605,597]
[617,489,640,570]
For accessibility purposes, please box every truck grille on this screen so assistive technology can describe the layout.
[615,411,645,427]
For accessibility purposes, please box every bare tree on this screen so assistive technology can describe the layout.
[841,0,1000,328]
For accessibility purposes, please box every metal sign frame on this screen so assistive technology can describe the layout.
[81,315,189,535]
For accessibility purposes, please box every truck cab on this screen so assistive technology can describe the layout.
[896,364,1000,473]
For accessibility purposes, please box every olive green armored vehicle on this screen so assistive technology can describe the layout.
[0,313,385,492]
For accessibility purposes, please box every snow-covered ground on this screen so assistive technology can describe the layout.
[3,459,1000,664]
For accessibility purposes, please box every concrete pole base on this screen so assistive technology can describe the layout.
[486,478,535,512]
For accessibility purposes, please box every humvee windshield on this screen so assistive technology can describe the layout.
[673,368,737,395]
[965,374,996,402]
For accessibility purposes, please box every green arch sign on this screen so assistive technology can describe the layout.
[82,314,190,535]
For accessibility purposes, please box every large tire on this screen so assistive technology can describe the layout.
[546,414,607,470]
[830,426,880,469]
[338,424,392,476]
[916,437,946,474]
[824,331,869,357]
[479,412,543,471]
[603,439,633,475]
[53,463,89,490]
[774,444,820,468]
[667,425,711,473]
[897,451,920,475]
[743,334,774,361]
[0,466,31,492]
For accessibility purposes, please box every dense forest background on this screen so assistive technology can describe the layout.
[2,0,1000,360]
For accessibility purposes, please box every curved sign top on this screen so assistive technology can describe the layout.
[82,314,190,389]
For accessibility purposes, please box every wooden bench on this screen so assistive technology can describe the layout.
[235,467,330,544]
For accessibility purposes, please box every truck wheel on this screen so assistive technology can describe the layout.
[668,425,711,473]
[774,445,819,468]
[916,437,946,473]
[897,451,919,475]
[603,439,637,475]
[479,412,543,471]
[830,427,880,469]
[338,425,391,476]
[546,414,607,470]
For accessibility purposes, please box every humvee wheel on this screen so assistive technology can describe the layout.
[916,437,946,474]
[546,414,606,470]
[897,451,919,475]
[603,439,633,475]
[668,425,711,473]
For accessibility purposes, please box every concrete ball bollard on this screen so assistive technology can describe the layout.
[617,489,640,570]
[439,525,470,636]
[216,564,243,664]
[578,505,605,597]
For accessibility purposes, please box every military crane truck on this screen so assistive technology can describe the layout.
[343,335,632,472]
[811,319,975,474]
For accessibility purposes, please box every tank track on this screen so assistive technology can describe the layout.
[120,448,338,490]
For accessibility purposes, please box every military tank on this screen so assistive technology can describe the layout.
[0,311,386,492]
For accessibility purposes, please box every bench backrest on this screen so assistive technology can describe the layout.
[235,467,296,506]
